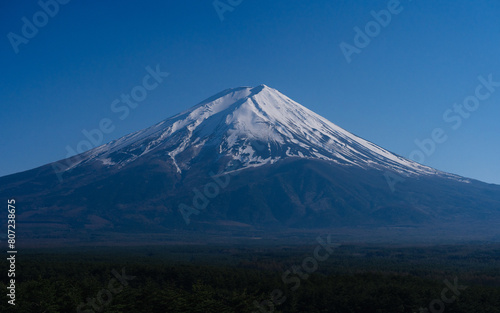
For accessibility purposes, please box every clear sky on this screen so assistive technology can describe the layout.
[1,0,499,184]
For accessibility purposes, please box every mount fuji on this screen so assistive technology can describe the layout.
[1,85,499,245]
[53,85,454,178]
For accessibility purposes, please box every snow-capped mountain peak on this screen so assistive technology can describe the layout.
[68,85,454,179]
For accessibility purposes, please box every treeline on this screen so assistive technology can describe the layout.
[1,244,499,312]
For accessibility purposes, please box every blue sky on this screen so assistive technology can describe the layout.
[1,0,499,184]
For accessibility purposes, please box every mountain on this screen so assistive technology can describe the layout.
[49,85,457,177]
[1,85,499,245]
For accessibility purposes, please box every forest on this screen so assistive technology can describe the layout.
[1,243,499,312]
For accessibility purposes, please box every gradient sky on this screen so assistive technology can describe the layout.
[1,0,499,184]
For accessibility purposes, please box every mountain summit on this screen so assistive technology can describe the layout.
[61,85,453,179]
[1,85,499,245]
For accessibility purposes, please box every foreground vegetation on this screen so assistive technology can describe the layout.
[1,244,499,312]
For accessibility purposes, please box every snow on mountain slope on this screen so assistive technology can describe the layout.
[65,84,460,179]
